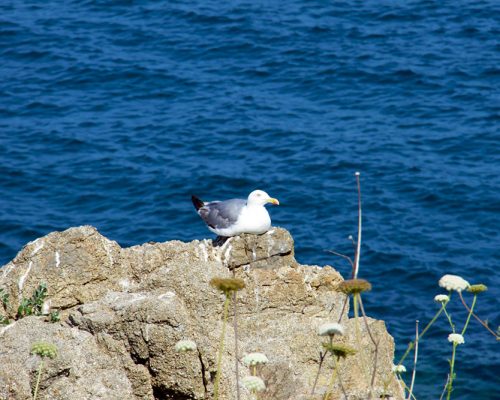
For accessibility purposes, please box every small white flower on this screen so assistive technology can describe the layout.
[448,333,465,345]
[318,322,345,337]
[175,340,197,353]
[242,376,266,392]
[439,274,470,292]
[243,352,269,366]
[392,364,407,374]
[434,294,450,303]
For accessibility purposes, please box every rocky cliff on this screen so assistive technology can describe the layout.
[0,226,403,399]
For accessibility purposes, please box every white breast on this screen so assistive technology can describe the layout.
[231,204,271,235]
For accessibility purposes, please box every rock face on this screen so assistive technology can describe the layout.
[0,226,403,400]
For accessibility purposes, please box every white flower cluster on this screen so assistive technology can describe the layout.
[448,333,465,345]
[243,352,269,366]
[242,376,266,392]
[439,274,470,292]
[174,340,197,353]
[392,364,407,374]
[318,322,345,337]
[434,294,450,303]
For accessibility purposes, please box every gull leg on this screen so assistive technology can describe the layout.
[213,236,229,247]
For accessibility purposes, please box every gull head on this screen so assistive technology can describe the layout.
[247,190,279,207]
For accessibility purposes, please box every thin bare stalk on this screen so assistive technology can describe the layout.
[33,359,44,400]
[439,374,450,400]
[326,249,354,316]
[353,172,362,279]
[335,296,349,320]
[348,235,356,249]
[407,321,419,400]
[311,351,327,396]
[397,306,444,366]
[458,292,497,337]
[326,250,354,269]
[214,294,231,400]
[358,294,380,393]
[325,249,352,317]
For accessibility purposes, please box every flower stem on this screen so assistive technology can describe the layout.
[446,344,457,400]
[214,294,231,400]
[439,374,450,400]
[461,294,476,336]
[407,321,419,400]
[397,306,444,366]
[353,293,360,335]
[353,173,362,279]
[420,305,445,338]
[458,291,499,338]
[33,359,44,400]
[357,294,380,398]
[353,293,370,383]
[399,377,418,400]
[233,291,241,400]
[323,356,340,400]
[311,351,327,396]
[336,296,348,322]
[442,305,455,333]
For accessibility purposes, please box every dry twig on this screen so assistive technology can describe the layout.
[407,321,419,400]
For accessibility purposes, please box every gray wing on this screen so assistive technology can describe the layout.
[198,199,246,229]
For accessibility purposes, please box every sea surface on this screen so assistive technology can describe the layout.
[0,1,498,398]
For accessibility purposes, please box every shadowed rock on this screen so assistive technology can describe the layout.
[0,226,404,399]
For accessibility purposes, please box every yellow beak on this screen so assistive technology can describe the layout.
[267,197,280,205]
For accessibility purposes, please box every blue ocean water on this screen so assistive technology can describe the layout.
[0,0,498,397]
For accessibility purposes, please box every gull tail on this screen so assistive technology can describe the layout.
[191,195,204,211]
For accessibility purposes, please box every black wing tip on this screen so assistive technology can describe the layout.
[191,195,204,211]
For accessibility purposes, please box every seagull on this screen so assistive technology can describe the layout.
[191,190,279,237]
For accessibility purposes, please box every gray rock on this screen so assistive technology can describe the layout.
[0,226,404,399]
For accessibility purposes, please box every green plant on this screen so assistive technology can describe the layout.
[210,277,245,400]
[31,342,58,400]
[390,275,497,400]
[0,288,10,325]
[242,376,266,397]
[49,310,60,323]
[241,353,268,399]
[0,288,9,307]
[17,283,48,318]
[311,323,345,396]
[322,344,356,400]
